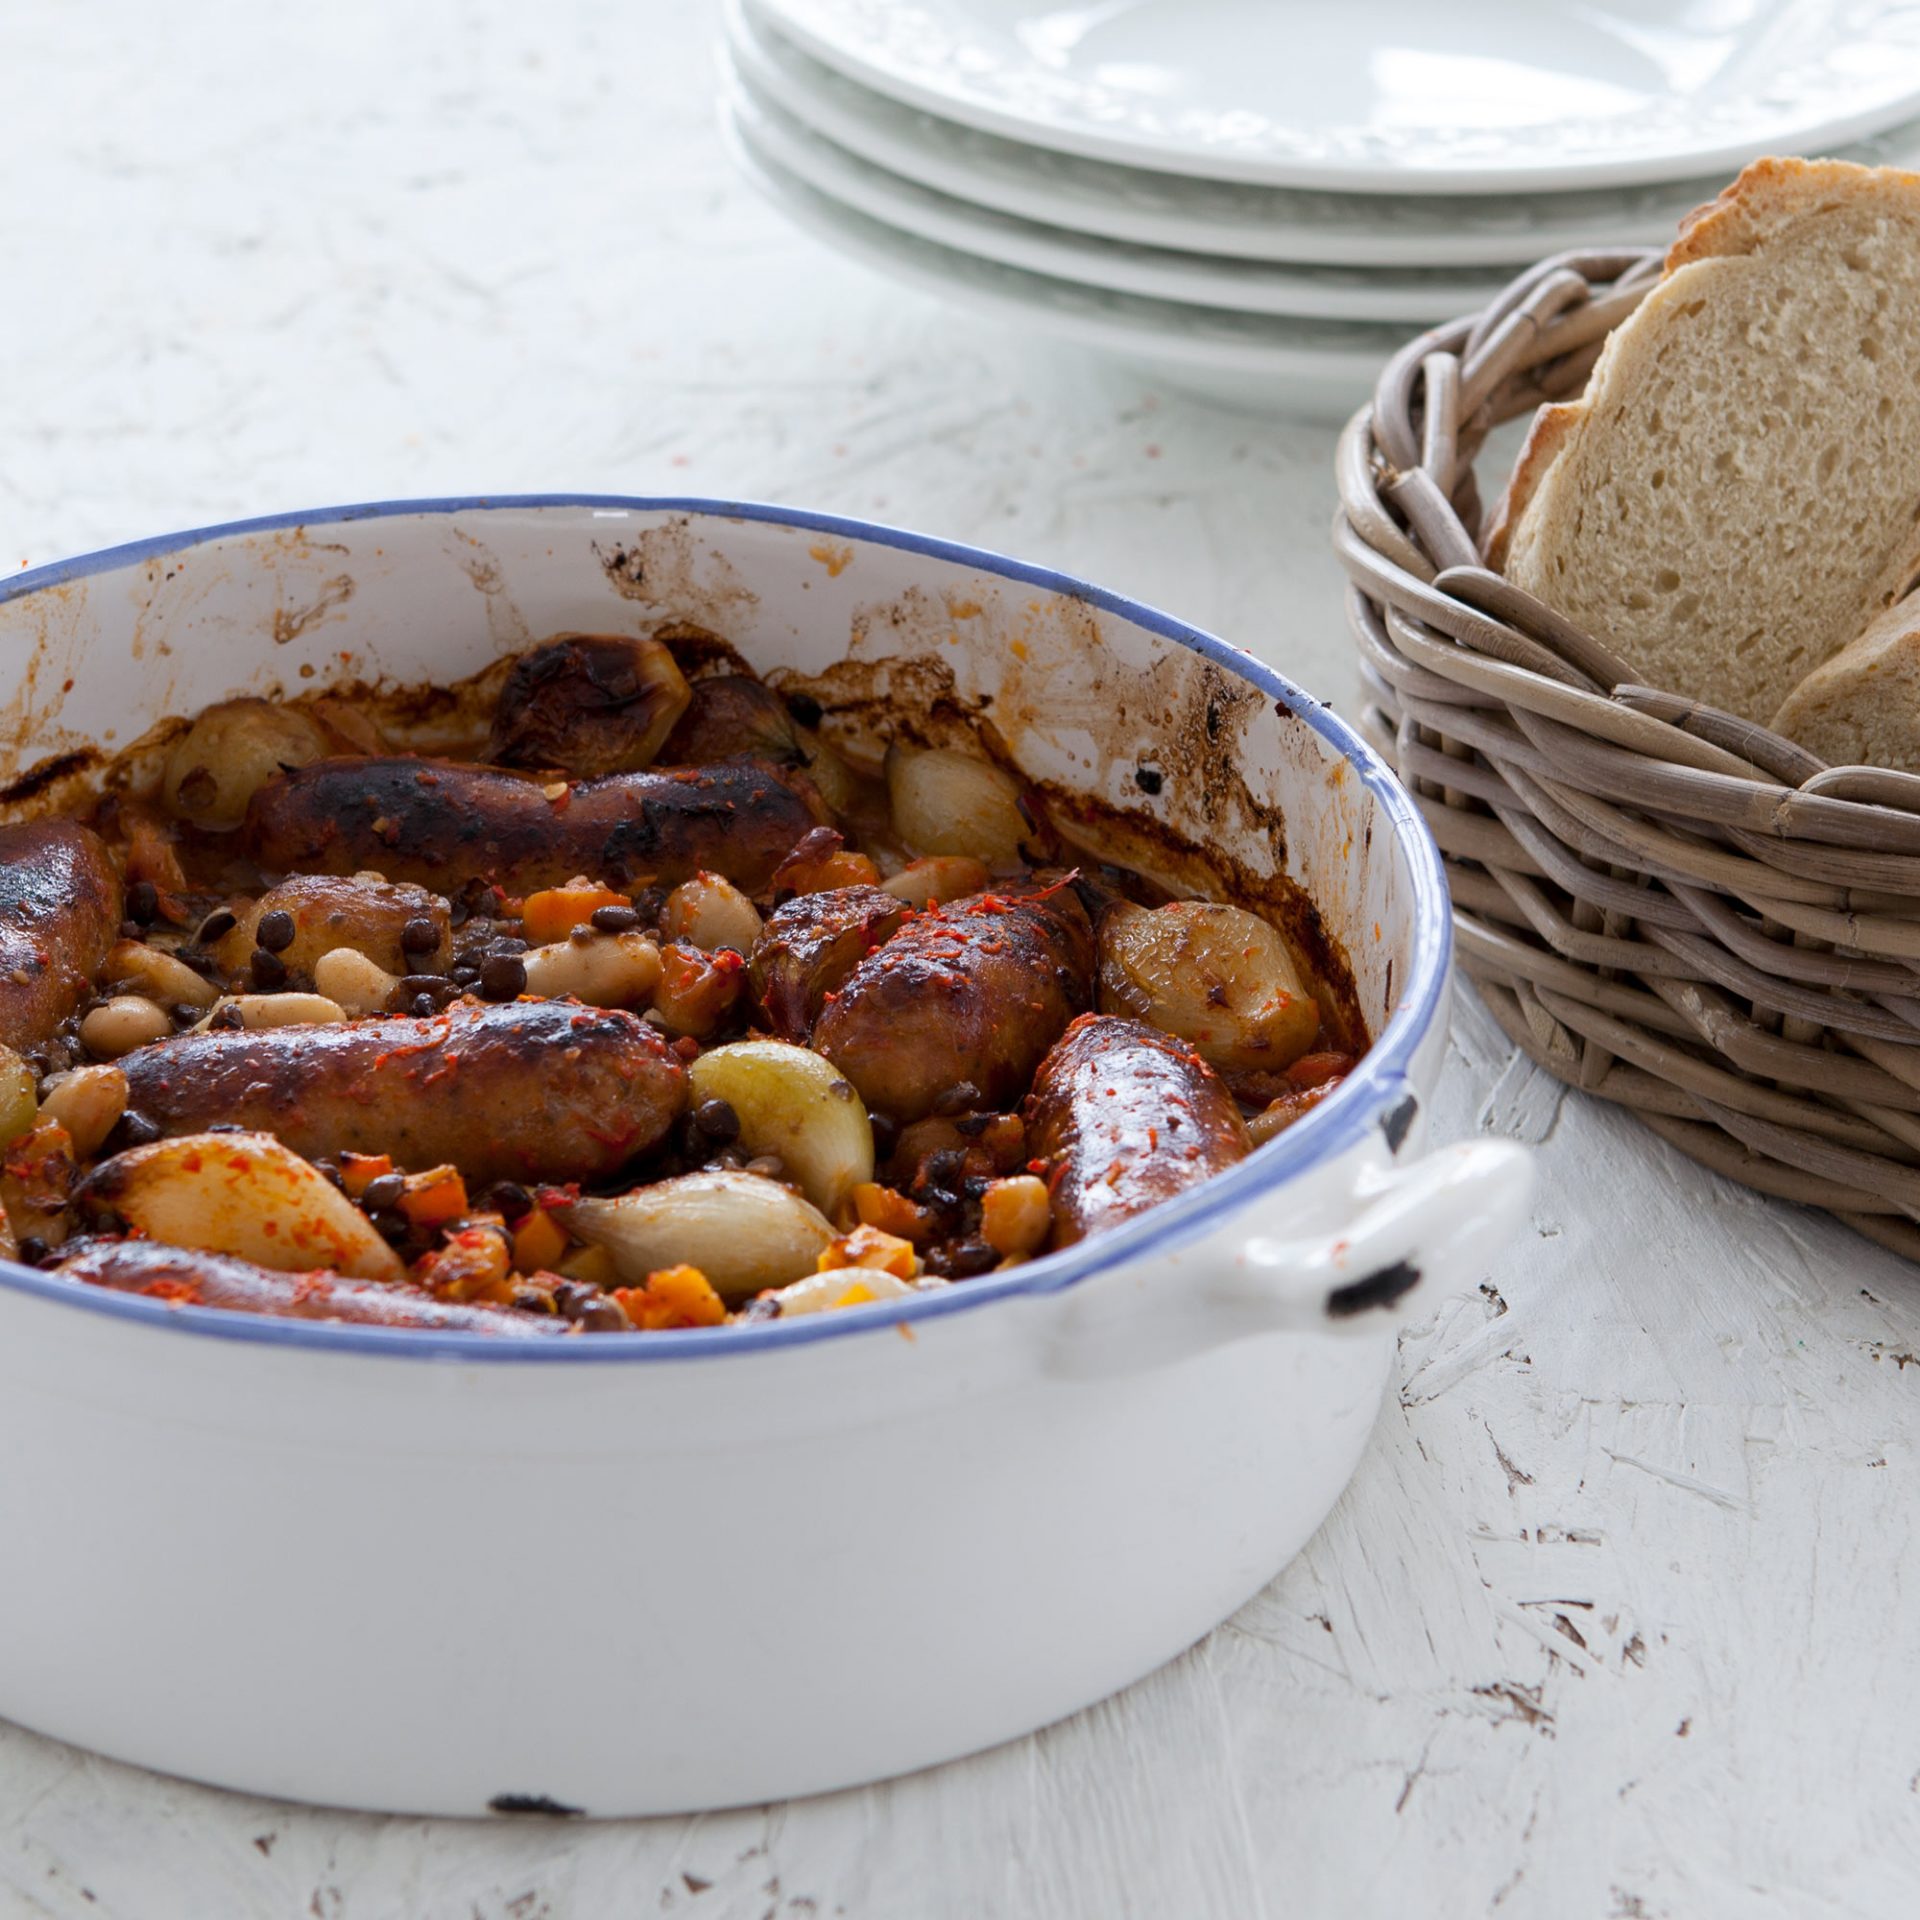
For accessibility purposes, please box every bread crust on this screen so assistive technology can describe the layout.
[1484,155,1920,722]
[1480,402,1579,573]
[1666,156,1920,269]
[1772,588,1920,772]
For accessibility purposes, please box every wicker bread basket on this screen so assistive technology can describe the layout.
[1338,247,1920,1261]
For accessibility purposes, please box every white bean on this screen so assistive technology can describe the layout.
[521,932,662,1009]
[103,938,219,1010]
[205,992,346,1030]
[662,873,763,955]
[313,947,400,1018]
[37,1065,129,1158]
[81,996,173,1059]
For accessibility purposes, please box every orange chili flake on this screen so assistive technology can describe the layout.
[522,885,629,944]
[399,1164,468,1226]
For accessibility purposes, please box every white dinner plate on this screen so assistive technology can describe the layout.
[723,68,1510,322]
[752,0,1920,192]
[729,0,1920,265]
[721,99,1408,416]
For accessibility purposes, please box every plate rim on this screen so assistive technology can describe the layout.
[721,97,1410,389]
[724,65,1509,322]
[753,0,1920,194]
[727,0,1920,262]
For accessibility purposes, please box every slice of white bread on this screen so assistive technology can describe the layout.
[1772,585,1920,770]
[1485,157,1920,725]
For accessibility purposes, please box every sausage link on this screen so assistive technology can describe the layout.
[0,820,124,1053]
[812,883,1093,1122]
[118,998,685,1184]
[749,884,907,1042]
[244,756,827,894]
[1024,1013,1248,1248]
[56,1238,570,1336]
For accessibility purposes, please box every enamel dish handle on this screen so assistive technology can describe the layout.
[1219,1136,1535,1336]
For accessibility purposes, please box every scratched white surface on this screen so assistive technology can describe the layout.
[4,4,1920,1916]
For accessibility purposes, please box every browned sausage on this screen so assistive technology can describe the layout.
[244,756,827,894]
[750,884,907,1042]
[118,998,685,1184]
[1024,1013,1248,1247]
[812,882,1093,1122]
[0,819,124,1053]
[55,1238,571,1335]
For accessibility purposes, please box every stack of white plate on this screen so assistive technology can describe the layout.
[718,0,1920,416]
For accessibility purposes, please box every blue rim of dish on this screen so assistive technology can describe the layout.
[0,493,1452,1363]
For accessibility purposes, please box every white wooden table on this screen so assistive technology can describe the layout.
[6,5,1919,1914]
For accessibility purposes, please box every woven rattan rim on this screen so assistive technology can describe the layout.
[1338,247,1920,1260]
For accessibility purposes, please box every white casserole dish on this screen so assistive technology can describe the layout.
[0,497,1530,1816]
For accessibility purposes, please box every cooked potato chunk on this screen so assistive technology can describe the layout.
[215,874,451,980]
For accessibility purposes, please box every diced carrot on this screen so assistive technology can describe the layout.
[511,1207,567,1274]
[851,1181,931,1242]
[614,1264,727,1330]
[769,829,881,898]
[338,1151,394,1199]
[833,1282,877,1309]
[521,885,629,944]
[399,1164,468,1226]
[817,1224,918,1279]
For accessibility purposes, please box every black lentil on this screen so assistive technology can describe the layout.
[939,1239,999,1278]
[361,1172,405,1211]
[125,879,159,923]
[487,1180,533,1220]
[590,903,640,934]
[479,952,527,1000]
[255,909,296,954]
[249,948,288,989]
[400,915,440,956]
